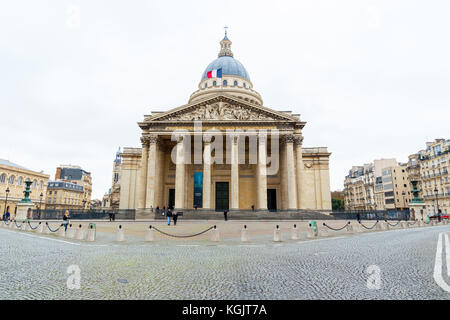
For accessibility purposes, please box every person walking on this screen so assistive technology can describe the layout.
[155,206,160,216]
[62,210,70,232]
[173,211,178,226]
[356,212,361,223]
[167,208,172,225]
[5,210,10,222]
[161,206,165,216]
[224,210,228,221]
[109,212,113,222]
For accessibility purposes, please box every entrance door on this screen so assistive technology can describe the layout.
[215,182,229,211]
[168,189,175,209]
[267,189,277,211]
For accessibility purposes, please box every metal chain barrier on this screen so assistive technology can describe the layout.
[28,221,40,230]
[46,222,61,233]
[385,220,400,227]
[14,220,23,228]
[359,220,378,230]
[323,221,350,231]
[152,225,215,238]
[407,220,418,226]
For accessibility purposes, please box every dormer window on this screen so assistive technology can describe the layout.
[223,80,227,86]
[234,80,238,86]
[213,81,217,86]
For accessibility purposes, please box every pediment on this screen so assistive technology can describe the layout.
[144,94,300,123]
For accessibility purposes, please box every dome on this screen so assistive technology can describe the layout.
[201,56,250,81]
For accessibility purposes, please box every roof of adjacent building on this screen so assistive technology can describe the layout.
[0,159,31,171]
[47,180,84,192]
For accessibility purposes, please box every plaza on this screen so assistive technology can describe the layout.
[0,220,448,299]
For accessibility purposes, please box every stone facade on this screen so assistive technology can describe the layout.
[118,33,332,218]
[0,159,49,217]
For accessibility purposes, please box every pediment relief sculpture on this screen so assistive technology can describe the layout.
[160,103,280,121]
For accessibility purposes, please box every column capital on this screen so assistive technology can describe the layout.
[148,134,160,145]
[258,133,267,144]
[140,136,149,147]
[283,134,295,144]
[294,134,304,145]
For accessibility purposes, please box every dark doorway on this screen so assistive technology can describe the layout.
[168,189,175,209]
[267,189,277,211]
[215,182,229,211]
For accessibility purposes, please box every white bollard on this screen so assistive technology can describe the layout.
[273,225,282,242]
[23,222,29,231]
[291,224,300,240]
[431,220,437,226]
[57,225,66,237]
[418,220,424,227]
[375,221,382,231]
[37,222,44,233]
[75,225,85,240]
[241,225,249,242]
[86,225,95,242]
[9,221,14,229]
[401,221,408,229]
[211,226,220,242]
[44,223,52,234]
[355,223,364,233]
[145,226,154,242]
[346,223,354,233]
[307,228,317,238]
[116,225,125,242]
[66,224,75,238]
[379,221,388,231]
[319,227,329,237]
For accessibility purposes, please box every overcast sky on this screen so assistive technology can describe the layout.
[1,0,449,199]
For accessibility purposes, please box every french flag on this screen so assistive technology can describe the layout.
[206,68,222,78]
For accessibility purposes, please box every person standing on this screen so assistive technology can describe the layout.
[161,206,166,216]
[173,211,178,226]
[167,208,172,225]
[224,210,228,221]
[5,210,10,222]
[155,206,160,216]
[62,210,70,232]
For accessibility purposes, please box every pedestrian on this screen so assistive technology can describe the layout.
[2,213,5,221]
[173,211,178,226]
[62,210,70,232]
[155,206,160,216]
[162,206,165,216]
[109,212,113,222]
[224,210,228,221]
[167,208,172,225]
[5,210,10,222]
[356,212,361,223]
[112,211,116,221]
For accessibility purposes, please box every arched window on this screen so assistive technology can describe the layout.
[17,177,23,186]
[233,80,238,86]
[32,180,37,188]
[204,83,207,88]
[39,180,43,189]
[223,80,227,86]
[213,81,217,87]
[243,83,246,88]
[8,175,15,185]
[0,174,6,184]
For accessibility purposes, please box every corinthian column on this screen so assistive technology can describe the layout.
[174,136,185,210]
[230,134,239,210]
[294,134,304,209]
[145,134,159,209]
[202,135,212,210]
[136,136,149,209]
[256,133,268,210]
[285,134,298,210]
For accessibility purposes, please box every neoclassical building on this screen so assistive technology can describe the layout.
[119,32,332,218]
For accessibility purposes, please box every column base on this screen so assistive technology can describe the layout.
[135,208,156,220]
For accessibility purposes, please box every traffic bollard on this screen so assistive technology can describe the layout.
[145,225,154,242]
[291,224,299,240]
[241,225,249,242]
[273,225,282,242]
[86,223,96,242]
[57,224,66,237]
[211,225,220,242]
[75,224,84,240]
[116,225,125,242]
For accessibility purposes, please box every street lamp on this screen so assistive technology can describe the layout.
[4,187,10,216]
[39,192,43,219]
[434,186,441,222]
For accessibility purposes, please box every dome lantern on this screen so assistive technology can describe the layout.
[218,27,233,57]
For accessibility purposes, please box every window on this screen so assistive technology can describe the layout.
[32,180,37,188]
[8,175,15,185]
[223,80,227,86]
[17,177,23,186]
[0,174,5,184]
[234,80,238,86]
[39,181,43,189]
[204,83,207,88]
[213,81,216,86]
[243,83,246,88]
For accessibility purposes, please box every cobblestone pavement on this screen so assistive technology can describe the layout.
[0,223,449,300]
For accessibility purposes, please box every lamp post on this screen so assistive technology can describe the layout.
[39,192,43,219]
[4,187,10,215]
[434,186,441,222]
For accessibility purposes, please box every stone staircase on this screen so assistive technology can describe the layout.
[152,209,333,221]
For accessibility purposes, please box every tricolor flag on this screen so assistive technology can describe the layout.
[206,68,222,78]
